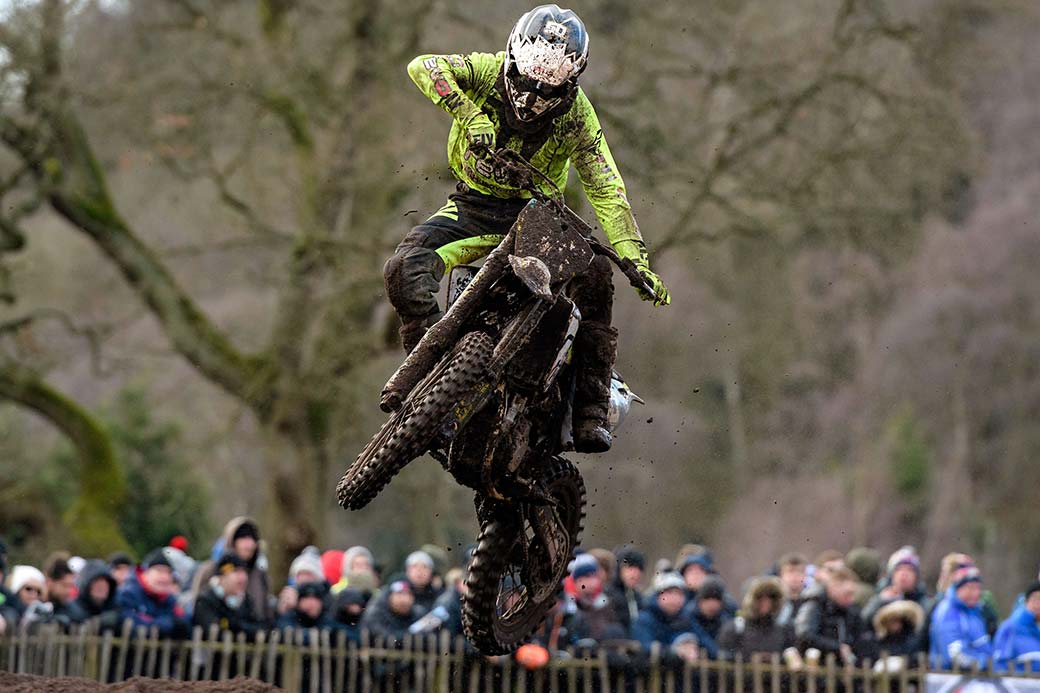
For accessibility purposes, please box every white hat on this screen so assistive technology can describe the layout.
[9,565,46,595]
[653,571,687,595]
[290,546,324,581]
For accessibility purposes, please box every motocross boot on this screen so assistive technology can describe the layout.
[572,321,618,453]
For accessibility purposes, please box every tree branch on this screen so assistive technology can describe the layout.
[0,362,129,554]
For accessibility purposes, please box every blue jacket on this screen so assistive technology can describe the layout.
[994,607,1040,672]
[929,587,993,669]
[632,601,702,652]
[117,571,190,639]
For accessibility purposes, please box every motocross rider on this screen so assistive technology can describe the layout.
[384,4,669,454]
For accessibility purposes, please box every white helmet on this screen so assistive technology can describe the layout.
[504,5,590,123]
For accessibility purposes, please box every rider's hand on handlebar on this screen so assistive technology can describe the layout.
[615,239,671,306]
[637,268,671,306]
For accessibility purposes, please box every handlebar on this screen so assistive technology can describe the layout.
[480,147,663,304]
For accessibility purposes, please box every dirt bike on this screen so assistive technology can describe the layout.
[336,148,659,654]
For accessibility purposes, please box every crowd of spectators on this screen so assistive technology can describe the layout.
[3,519,1039,674]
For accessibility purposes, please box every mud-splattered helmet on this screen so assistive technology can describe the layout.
[504,5,589,123]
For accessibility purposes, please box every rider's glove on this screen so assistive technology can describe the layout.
[465,113,496,154]
[614,239,671,306]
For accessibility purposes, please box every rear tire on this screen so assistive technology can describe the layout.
[336,331,494,510]
[461,457,586,654]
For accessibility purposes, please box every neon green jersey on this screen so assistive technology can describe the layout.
[407,51,644,247]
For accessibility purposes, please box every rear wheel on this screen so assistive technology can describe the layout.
[336,331,494,510]
[461,457,586,654]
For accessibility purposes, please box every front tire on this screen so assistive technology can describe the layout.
[336,331,494,510]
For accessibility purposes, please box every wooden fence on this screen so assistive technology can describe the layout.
[3,621,1040,692]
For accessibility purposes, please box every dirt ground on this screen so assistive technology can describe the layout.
[0,672,281,692]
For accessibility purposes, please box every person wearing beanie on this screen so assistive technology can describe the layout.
[360,580,422,646]
[605,546,646,631]
[276,581,334,636]
[277,546,328,617]
[332,546,377,595]
[794,565,863,665]
[928,566,993,669]
[66,559,121,631]
[862,546,932,629]
[116,548,190,639]
[330,587,369,643]
[632,572,702,664]
[403,550,442,614]
[567,554,626,644]
[845,547,882,609]
[717,577,796,661]
[194,553,262,639]
[193,517,273,627]
[677,552,739,618]
[322,550,344,586]
[6,565,49,632]
[994,581,1040,672]
[681,576,732,658]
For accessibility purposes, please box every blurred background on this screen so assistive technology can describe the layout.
[0,0,1037,606]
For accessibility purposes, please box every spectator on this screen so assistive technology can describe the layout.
[994,581,1040,672]
[410,567,466,637]
[117,549,190,639]
[588,548,616,584]
[193,554,262,638]
[360,580,422,646]
[277,546,327,617]
[677,552,738,617]
[276,581,333,633]
[526,587,583,652]
[108,552,134,588]
[810,550,846,590]
[776,553,809,626]
[43,555,76,627]
[567,555,626,644]
[7,565,50,631]
[862,547,932,628]
[863,600,926,661]
[795,564,861,665]
[330,588,369,643]
[845,547,882,609]
[928,554,999,639]
[195,517,274,627]
[717,577,795,661]
[66,559,120,630]
[683,577,732,658]
[633,572,702,665]
[332,546,378,594]
[605,546,646,632]
[929,566,993,669]
[403,551,442,614]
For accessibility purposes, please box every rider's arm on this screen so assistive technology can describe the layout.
[406,52,498,129]
[569,90,643,248]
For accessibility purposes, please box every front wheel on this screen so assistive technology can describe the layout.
[336,331,494,510]
[461,457,586,655]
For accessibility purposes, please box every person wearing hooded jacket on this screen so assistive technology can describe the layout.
[633,572,704,665]
[928,567,993,670]
[858,600,926,664]
[717,577,795,661]
[993,581,1040,672]
[66,559,120,631]
[193,516,274,627]
[682,577,733,658]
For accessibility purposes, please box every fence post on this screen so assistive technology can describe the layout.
[250,629,266,682]
[113,619,132,681]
